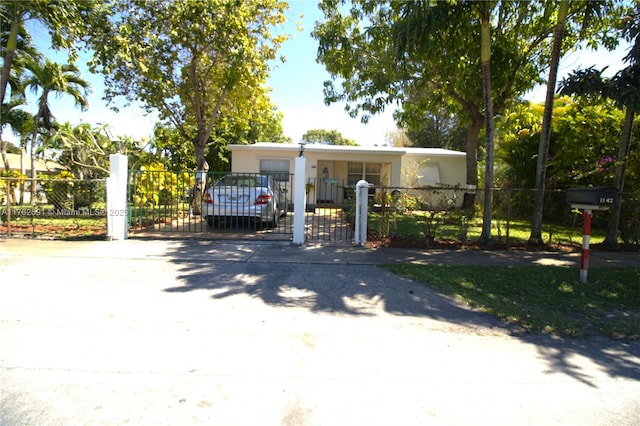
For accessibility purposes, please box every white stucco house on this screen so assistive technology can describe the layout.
[228,142,467,207]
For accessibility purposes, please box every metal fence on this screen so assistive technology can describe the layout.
[304,177,354,242]
[367,186,640,248]
[128,171,357,242]
[1,176,107,239]
[128,170,294,238]
[4,171,638,249]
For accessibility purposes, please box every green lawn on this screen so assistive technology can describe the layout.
[382,264,640,340]
[369,211,604,247]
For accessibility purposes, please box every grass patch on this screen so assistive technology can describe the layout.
[369,212,605,247]
[382,264,640,339]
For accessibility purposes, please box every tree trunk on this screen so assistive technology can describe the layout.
[0,19,20,105]
[462,113,482,211]
[604,106,635,248]
[29,105,44,206]
[0,16,20,172]
[191,133,209,215]
[17,147,25,204]
[529,0,569,246]
[478,2,495,247]
[30,133,37,205]
[0,132,10,171]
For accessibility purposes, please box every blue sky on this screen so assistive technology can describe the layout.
[9,1,632,148]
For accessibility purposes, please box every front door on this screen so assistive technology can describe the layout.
[317,160,336,204]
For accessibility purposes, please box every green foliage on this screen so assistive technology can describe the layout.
[40,170,104,210]
[401,108,468,151]
[372,187,465,243]
[151,124,197,171]
[549,99,624,188]
[498,97,639,190]
[302,129,358,146]
[0,0,105,104]
[313,0,556,192]
[495,102,544,189]
[131,163,195,208]
[0,170,25,204]
[49,123,150,178]
[558,5,639,111]
[314,0,625,196]
[86,0,289,171]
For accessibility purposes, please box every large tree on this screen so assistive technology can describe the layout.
[529,0,621,246]
[0,0,103,106]
[315,1,558,210]
[314,1,623,221]
[558,5,640,248]
[23,58,90,200]
[86,0,288,174]
[1,13,39,171]
[477,0,496,246]
[529,0,570,246]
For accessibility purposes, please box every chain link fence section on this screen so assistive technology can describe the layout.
[1,176,107,239]
[367,186,640,249]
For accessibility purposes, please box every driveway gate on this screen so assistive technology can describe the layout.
[127,170,354,243]
[303,177,354,243]
[128,170,292,238]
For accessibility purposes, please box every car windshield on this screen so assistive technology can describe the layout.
[215,175,267,187]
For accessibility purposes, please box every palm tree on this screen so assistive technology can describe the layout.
[477,0,496,247]
[529,0,618,246]
[529,0,570,247]
[559,8,640,248]
[1,0,99,106]
[392,0,497,246]
[23,58,89,203]
[1,101,31,170]
[0,17,39,171]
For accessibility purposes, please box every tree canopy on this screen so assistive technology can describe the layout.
[557,3,640,247]
[85,0,289,172]
[0,0,103,105]
[302,129,358,146]
[313,0,623,191]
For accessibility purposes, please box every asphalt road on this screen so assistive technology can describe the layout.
[1,238,639,425]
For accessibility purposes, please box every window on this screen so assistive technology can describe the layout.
[365,163,381,185]
[348,162,382,186]
[417,163,440,186]
[260,159,290,182]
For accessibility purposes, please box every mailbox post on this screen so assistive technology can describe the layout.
[566,187,618,284]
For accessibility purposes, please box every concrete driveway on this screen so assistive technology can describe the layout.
[1,239,639,425]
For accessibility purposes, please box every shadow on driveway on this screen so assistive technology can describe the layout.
[162,240,640,387]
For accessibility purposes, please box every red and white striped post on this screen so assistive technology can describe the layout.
[580,209,593,284]
[567,187,619,284]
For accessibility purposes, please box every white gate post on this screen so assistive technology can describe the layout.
[292,153,307,245]
[354,179,369,246]
[107,153,128,240]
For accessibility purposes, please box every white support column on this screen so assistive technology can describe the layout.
[354,179,369,246]
[292,155,307,245]
[107,153,128,240]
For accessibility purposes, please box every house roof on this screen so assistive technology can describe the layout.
[3,153,66,173]
[229,142,466,158]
